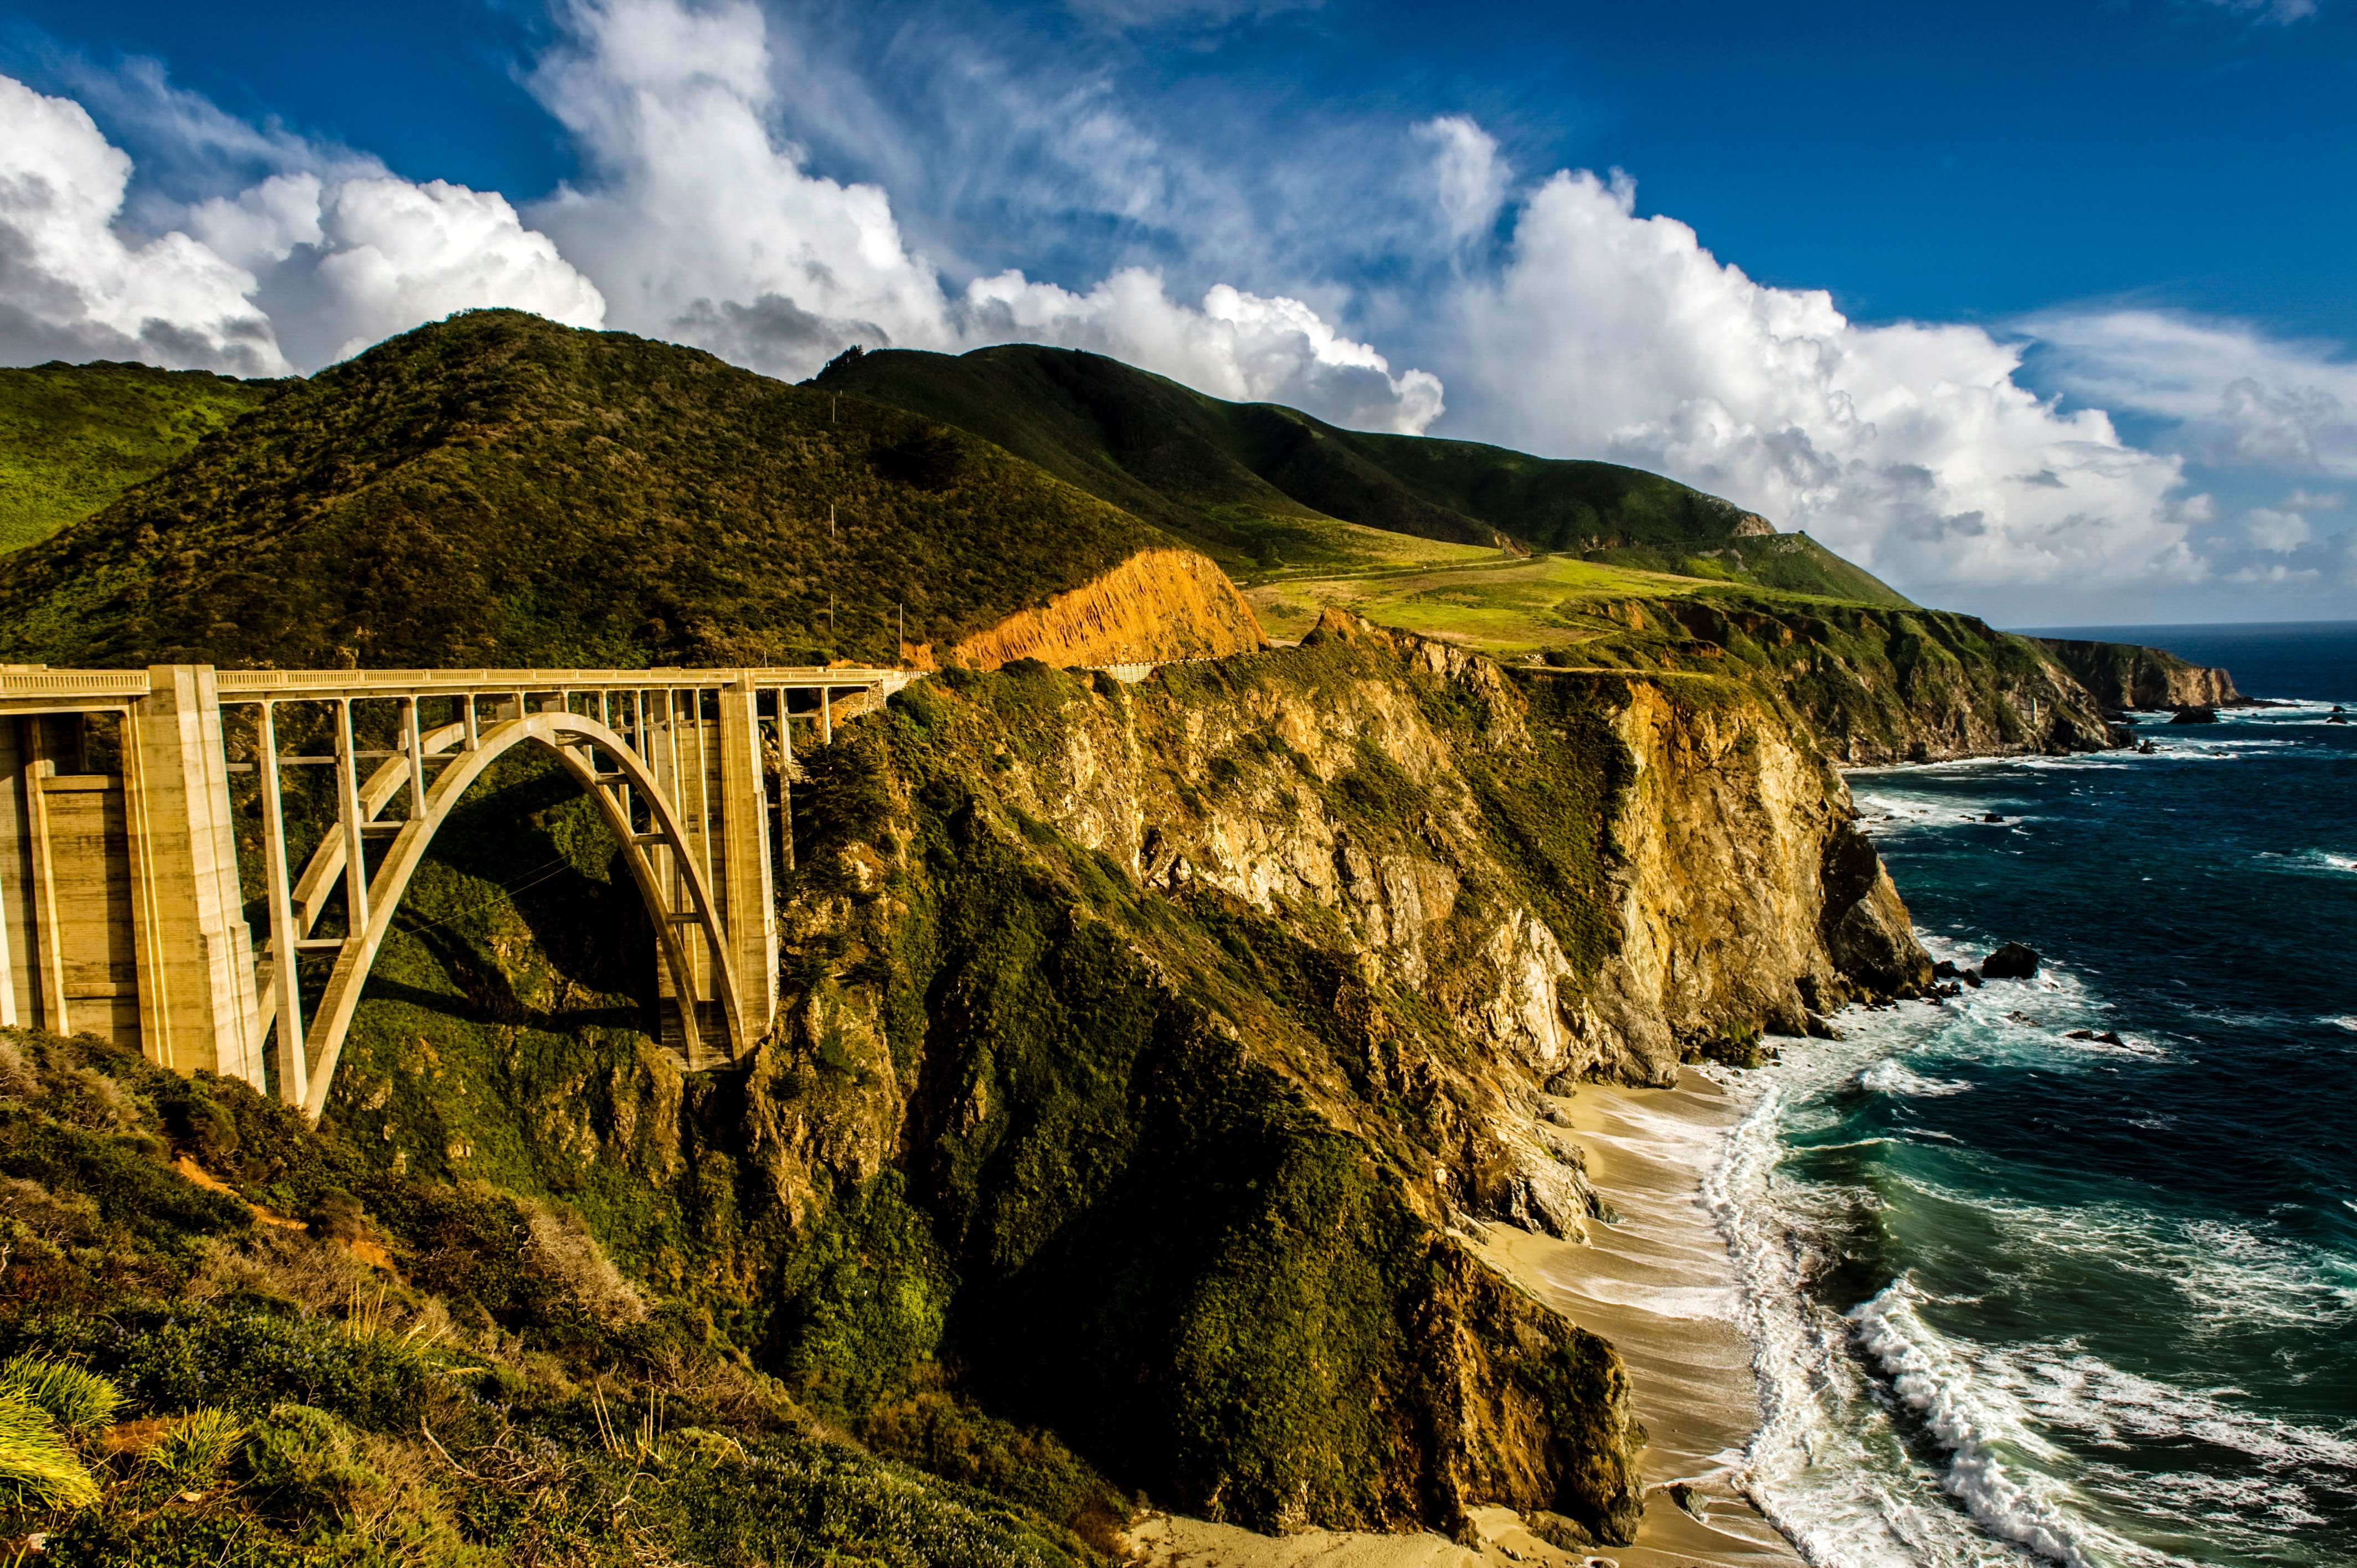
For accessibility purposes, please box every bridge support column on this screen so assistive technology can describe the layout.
[717,679,777,1049]
[122,666,264,1090]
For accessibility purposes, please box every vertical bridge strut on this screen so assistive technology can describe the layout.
[0,664,910,1121]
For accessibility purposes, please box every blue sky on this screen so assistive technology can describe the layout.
[3,0,2353,623]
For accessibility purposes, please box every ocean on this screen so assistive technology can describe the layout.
[1718,621,2357,1567]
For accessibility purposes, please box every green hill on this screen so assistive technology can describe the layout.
[0,312,1170,670]
[813,343,1912,605]
[0,360,284,555]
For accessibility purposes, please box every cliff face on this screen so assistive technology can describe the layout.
[1567,596,2123,763]
[2036,637,2243,711]
[949,546,1268,669]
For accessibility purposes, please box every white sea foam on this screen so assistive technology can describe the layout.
[1847,1282,2192,1568]
[1857,1059,1974,1097]
[2331,1016,2357,1033]
[1706,991,2355,1568]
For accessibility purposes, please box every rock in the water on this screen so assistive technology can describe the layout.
[1983,812,2005,823]
[2064,1028,2127,1046]
[2168,705,2220,725]
[2138,739,2158,753]
[1981,942,2041,980]
[1933,959,1960,979]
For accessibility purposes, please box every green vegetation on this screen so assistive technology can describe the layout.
[0,312,1166,669]
[0,361,281,556]
[815,342,1910,602]
[0,1025,1118,1567]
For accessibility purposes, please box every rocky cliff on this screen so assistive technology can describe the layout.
[948,547,1267,668]
[1563,595,2124,762]
[739,611,1929,1539]
[2036,637,2243,711]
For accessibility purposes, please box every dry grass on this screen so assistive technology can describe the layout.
[522,1201,649,1325]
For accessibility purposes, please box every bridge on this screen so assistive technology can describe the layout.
[0,663,909,1120]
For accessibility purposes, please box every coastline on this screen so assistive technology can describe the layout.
[1475,1071,1800,1568]
[1122,1066,1795,1568]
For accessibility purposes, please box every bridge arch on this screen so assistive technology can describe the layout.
[288,709,748,1122]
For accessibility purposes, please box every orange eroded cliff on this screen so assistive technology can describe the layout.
[950,547,1267,669]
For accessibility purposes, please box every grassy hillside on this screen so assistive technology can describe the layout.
[0,1024,1123,1567]
[0,360,282,555]
[0,312,1169,670]
[814,343,1912,605]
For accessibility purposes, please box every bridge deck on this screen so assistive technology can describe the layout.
[2,664,907,715]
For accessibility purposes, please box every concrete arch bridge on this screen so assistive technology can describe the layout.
[0,663,908,1120]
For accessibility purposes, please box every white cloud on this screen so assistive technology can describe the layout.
[1444,169,2196,596]
[964,269,1443,432]
[300,178,606,364]
[2243,506,2313,552]
[1413,116,1509,248]
[2027,310,2357,478]
[528,0,959,373]
[525,0,1442,431]
[0,71,603,376]
[0,74,286,373]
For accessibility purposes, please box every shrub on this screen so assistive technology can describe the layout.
[146,1408,248,1482]
[0,1387,99,1510]
[0,1353,122,1432]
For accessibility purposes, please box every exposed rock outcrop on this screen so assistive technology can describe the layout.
[2037,637,2243,711]
[950,546,1268,669]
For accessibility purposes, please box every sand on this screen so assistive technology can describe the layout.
[1120,1069,1800,1568]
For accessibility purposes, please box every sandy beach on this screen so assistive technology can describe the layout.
[1122,1068,1797,1568]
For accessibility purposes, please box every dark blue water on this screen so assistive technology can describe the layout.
[1723,624,2357,1566]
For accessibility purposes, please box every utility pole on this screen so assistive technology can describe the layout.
[829,504,835,541]
[898,602,905,664]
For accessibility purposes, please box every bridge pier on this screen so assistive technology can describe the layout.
[122,666,266,1087]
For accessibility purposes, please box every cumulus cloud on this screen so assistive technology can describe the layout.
[0,70,604,375]
[2026,309,2357,478]
[965,269,1443,431]
[526,0,1442,430]
[2242,506,2313,551]
[1445,169,2196,596]
[0,74,285,373]
[528,0,958,371]
[225,176,606,367]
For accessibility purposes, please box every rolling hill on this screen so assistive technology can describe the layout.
[0,359,283,555]
[0,312,1198,670]
[813,342,1911,605]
